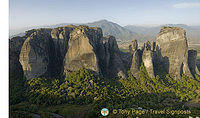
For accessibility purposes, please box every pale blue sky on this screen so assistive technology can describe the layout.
[9,0,200,29]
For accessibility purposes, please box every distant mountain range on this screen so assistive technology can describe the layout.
[125,24,200,43]
[85,20,139,41]
[10,20,200,43]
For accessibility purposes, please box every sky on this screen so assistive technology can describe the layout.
[9,0,200,30]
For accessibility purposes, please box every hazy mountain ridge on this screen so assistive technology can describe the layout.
[85,20,139,41]
[10,20,139,41]
[10,20,200,43]
[125,24,200,43]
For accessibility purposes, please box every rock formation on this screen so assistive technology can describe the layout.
[129,40,156,79]
[142,41,155,78]
[129,27,199,80]
[129,40,142,78]
[9,25,199,80]
[13,25,127,80]
[9,36,25,79]
[156,27,192,80]
[64,26,103,76]
[188,50,200,77]
[51,26,74,75]
[103,36,127,78]
[19,29,53,79]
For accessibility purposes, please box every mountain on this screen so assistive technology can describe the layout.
[10,20,200,43]
[125,24,200,44]
[10,20,139,41]
[85,20,138,41]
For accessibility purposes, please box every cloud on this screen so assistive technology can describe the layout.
[173,2,200,8]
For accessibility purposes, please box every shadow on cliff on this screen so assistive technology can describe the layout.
[153,45,169,78]
[196,58,200,71]
[119,51,133,72]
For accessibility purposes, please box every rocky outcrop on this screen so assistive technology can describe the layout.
[129,40,157,79]
[188,50,200,77]
[14,25,128,80]
[129,40,142,78]
[10,26,199,80]
[103,36,127,78]
[50,26,74,75]
[129,27,199,80]
[64,26,103,76]
[142,41,155,78]
[19,29,53,79]
[19,26,77,79]
[129,40,138,52]
[156,27,200,80]
[9,36,25,79]
[156,27,193,80]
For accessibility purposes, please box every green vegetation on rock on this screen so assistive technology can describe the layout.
[10,67,200,117]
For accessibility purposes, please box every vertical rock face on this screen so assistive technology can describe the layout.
[142,41,155,78]
[129,40,142,78]
[51,26,77,58]
[51,26,74,75]
[156,27,192,80]
[129,40,138,52]
[188,50,200,77]
[19,27,75,80]
[16,25,127,80]
[129,27,199,80]
[10,26,199,80]
[9,36,25,79]
[103,36,127,78]
[19,29,53,79]
[64,26,103,76]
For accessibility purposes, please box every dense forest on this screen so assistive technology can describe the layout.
[9,63,200,118]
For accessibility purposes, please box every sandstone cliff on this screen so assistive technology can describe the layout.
[51,26,74,76]
[64,26,103,76]
[129,27,199,80]
[142,41,155,78]
[9,36,25,79]
[188,50,200,77]
[14,25,126,79]
[9,26,199,80]
[19,29,53,79]
[156,27,192,80]
[103,36,127,78]
[129,40,142,78]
